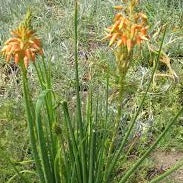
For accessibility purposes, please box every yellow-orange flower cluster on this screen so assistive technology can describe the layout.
[1,25,43,68]
[103,3,148,52]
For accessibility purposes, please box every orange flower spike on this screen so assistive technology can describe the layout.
[31,42,41,50]
[5,38,20,45]
[130,24,142,38]
[114,5,123,11]
[127,39,133,52]
[14,54,19,64]
[109,33,119,46]
[7,47,14,57]
[119,18,125,30]
[141,26,148,36]
[31,52,35,61]
[136,36,142,45]
[130,25,137,38]
[114,13,122,22]
[1,10,43,68]
[135,24,143,30]
[117,39,123,47]
[39,49,44,55]
[27,30,35,37]
[110,20,120,33]
[119,17,129,30]
[121,18,129,30]
[24,56,29,68]
[25,49,32,60]
[139,35,148,41]
[121,35,127,45]
[33,38,42,47]
[6,54,11,62]
[103,1,148,52]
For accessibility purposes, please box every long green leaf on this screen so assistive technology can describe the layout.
[74,0,87,181]
[34,58,56,181]
[62,101,82,183]
[35,89,54,183]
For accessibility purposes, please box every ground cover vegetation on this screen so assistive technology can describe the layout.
[0,0,183,182]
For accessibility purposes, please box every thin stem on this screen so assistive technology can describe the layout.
[103,68,126,182]
[20,64,45,183]
[74,1,87,182]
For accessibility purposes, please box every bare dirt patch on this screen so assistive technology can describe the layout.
[152,150,183,183]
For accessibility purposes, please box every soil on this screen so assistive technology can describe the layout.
[152,150,183,183]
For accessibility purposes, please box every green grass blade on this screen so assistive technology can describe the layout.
[34,59,56,180]
[62,101,82,183]
[0,146,30,183]
[88,90,94,183]
[35,89,55,183]
[96,77,109,183]
[105,75,109,123]
[54,149,61,183]
[74,0,87,181]
[7,170,37,183]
